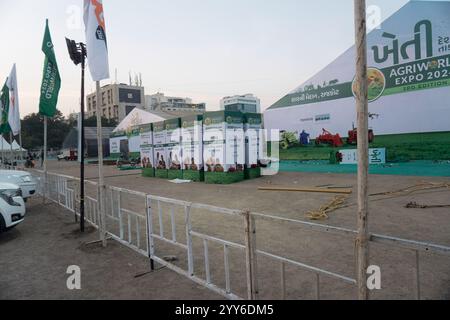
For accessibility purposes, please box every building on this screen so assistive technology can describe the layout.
[86,83,145,122]
[264,1,450,138]
[220,94,261,113]
[145,92,206,116]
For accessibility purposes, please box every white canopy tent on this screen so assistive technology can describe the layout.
[11,140,27,152]
[0,136,12,151]
[113,108,173,133]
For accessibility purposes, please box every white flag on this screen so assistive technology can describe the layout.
[7,64,21,136]
[83,0,110,81]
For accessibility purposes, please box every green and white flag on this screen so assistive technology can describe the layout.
[0,79,11,134]
[39,19,61,118]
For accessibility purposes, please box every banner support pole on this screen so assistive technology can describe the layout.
[354,0,370,300]
[95,80,106,247]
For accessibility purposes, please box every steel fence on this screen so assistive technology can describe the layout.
[28,169,450,300]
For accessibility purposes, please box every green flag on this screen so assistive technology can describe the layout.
[0,79,11,134]
[39,19,61,118]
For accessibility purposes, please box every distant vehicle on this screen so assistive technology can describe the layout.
[0,182,26,233]
[57,149,78,161]
[0,170,37,200]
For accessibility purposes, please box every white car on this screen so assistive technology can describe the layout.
[0,182,26,232]
[0,170,38,200]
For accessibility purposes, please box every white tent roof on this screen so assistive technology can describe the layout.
[113,108,173,133]
[0,136,12,151]
[12,140,27,152]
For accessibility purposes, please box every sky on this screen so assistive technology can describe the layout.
[1,0,432,118]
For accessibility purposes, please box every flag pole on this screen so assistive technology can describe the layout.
[19,129,23,164]
[9,132,13,167]
[354,0,370,300]
[95,81,106,247]
[1,134,3,165]
[43,116,48,203]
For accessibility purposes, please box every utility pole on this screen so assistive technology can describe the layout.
[354,0,370,300]
[66,38,87,232]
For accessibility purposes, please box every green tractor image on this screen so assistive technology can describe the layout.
[280,131,299,150]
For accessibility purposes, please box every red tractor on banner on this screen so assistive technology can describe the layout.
[315,129,344,148]
[347,127,375,145]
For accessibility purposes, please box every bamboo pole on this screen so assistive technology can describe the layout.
[258,186,352,195]
[354,0,370,300]
[95,81,107,247]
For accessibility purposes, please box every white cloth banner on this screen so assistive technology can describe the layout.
[7,64,21,136]
[84,0,110,81]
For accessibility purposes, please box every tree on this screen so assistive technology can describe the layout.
[21,110,71,150]
[84,116,118,128]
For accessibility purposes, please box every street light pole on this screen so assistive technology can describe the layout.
[80,43,86,232]
[66,38,87,233]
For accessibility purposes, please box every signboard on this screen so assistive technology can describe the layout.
[128,127,141,156]
[340,148,386,164]
[109,131,128,157]
[166,119,182,177]
[153,121,167,170]
[140,124,153,170]
[265,1,450,137]
[203,111,245,174]
[244,113,263,169]
[182,115,203,172]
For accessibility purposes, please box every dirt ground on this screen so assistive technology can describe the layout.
[0,198,221,300]
[3,160,450,300]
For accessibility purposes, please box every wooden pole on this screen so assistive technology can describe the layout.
[43,116,48,204]
[354,0,370,300]
[258,186,352,194]
[95,81,106,247]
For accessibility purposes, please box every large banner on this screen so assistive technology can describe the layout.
[265,1,450,137]
[140,124,153,170]
[203,112,245,173]
[182,116,203,172]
